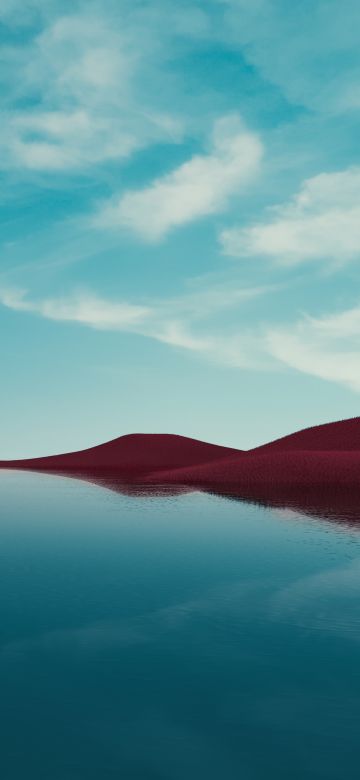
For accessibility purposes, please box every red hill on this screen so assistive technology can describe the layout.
[147,418,360,488]
[252,416,360,452]
[150,450,360,488]
[0,433,238,478]
[1,419,360,523]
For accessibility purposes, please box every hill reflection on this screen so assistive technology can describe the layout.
[19,468,360,528]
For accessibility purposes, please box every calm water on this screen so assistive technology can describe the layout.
[1,471,360,779]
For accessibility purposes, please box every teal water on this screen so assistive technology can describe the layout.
[1,471,360,780]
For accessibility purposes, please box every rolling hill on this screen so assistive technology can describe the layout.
[1,419,360,518]
[0,433,238,478]
[252,416,360,452]
[149,418,360,485]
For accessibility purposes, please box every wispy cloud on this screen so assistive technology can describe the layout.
[3,285,360,392]
[266,304,360,391]
[0,282,269,370]
[0,288,150,329]
[221,167,360,266]
[1,7,184,173]
[95,114,263,240]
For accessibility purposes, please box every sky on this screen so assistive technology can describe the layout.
[1,0,360,457]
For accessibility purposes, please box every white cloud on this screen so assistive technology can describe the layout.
[3,285,360,390]
[221,167,360,265]
[10,109,139,171]
[0,289,150,329]
[0,283,268,370]
[95,114,263,240]
[151,321,262,369]
[266,304,360,391]
[1,8,184,173]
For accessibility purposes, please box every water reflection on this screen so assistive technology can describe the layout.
[207,484,360,527]
[7,466,360,527]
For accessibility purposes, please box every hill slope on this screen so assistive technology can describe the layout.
[1,418,359,524]
[252,416,360,452]
[146,418,360,488]
[149,450,360,488]
[0,433,239,478]
[0,418,360,492]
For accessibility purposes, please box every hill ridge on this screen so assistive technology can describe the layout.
[0,418,360,493]
[251,416,360,453]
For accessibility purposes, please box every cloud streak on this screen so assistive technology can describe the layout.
[266,305,360,391]
[95,114,263,240]
[221,167,360,266]
[1,7,184,173]
[0,288,150,329]
[0,283,269,371]
[3,286,360,392]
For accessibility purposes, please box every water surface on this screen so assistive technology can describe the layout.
[1,470,360,779]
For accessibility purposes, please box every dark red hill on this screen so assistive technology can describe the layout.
[0,433,238,478]
[252,416,360,452]
[149,450,360,488]
[1,418,360,524]
[140,419,360,522]
[146,418,360,489]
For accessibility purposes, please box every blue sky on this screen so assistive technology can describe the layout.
[1,0,360,457]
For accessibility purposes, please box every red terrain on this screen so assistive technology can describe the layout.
[0,433,238,479]
[1,417,360,523]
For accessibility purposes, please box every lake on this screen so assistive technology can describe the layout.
[1,470,360,779]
